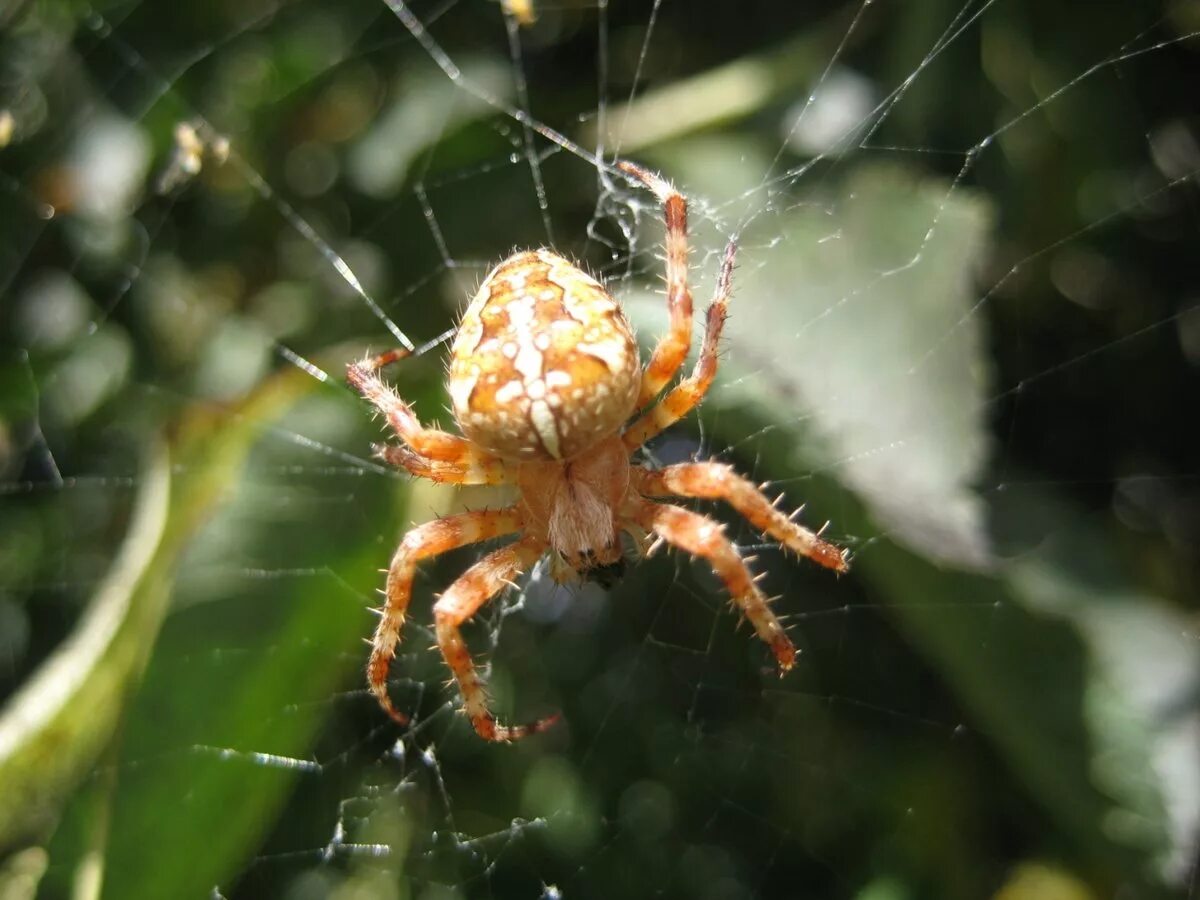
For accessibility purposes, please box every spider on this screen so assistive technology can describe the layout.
[347,160,848,742]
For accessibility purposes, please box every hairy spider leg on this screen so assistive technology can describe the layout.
[369,507,524,724]
[616,160,696,408]
[634,463,848,573]
[374,443,511,486]
[433,536,560,741]
[347,349,505,468]
[627,499,796,672]
[622,240,736,451]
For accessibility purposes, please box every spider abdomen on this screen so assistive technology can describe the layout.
[449,249,641,461]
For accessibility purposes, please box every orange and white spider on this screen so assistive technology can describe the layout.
[347,160,848,742]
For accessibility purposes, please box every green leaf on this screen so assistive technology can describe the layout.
[0,434,171,855]
[726,164,995,568]
[0,357,400,898]
[627,161,1191,883]
[81,363,410,900]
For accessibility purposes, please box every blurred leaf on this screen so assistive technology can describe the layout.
[628,163,994,568]
[627,161,1187,882]
[729,164,995,569]
[0,360,365,895]
[81,358,410,899]
[1001,490,1200,883]
[0,433,170,855]
[991,862,1096,900]
[852,524,1179,883]
[585,5,880,153]
[348,56,514,197]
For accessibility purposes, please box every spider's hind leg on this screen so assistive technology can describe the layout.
[626,499,796,673]
[369,507,523,725]
[633,462,848,572]
[433,536,559,741]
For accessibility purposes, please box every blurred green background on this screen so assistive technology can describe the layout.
[1,0,1198,898]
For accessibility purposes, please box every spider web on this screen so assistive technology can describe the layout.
[1,0,1199,897]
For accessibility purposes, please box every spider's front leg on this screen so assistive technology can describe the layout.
[374,443,509,486]
[622,240,736,450]
[626,499,796,673]
[369,507,523,724]
[616,160,695,408]
[634,463,848,573]
[347,349,503,473]
[433,536,558,741]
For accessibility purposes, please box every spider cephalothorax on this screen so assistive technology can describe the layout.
[347,160,848,742]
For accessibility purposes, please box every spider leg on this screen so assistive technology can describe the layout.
[621,241,735,451]
[433,536,559,741]
[369,507,523,725]
[347,348,502,467]
[634,463,848,573]
[626,499,795,673]
[617,160,695,408]
[374,443,511,486]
